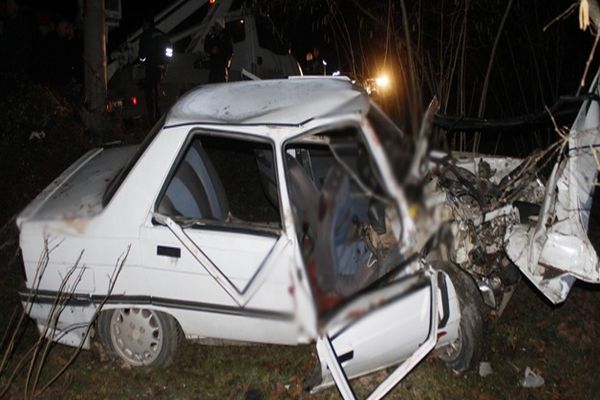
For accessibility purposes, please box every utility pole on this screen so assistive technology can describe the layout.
[83,0,108,141]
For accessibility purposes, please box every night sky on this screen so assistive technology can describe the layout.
[5,0,598,144]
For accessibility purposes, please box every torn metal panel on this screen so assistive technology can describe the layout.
[430,152,532,311]
[312,267,458,399]
[505,67,600,303]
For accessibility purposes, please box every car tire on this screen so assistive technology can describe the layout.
[433,261,485,373]
[98,308,181,367]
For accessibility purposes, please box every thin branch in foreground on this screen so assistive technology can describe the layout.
[577,30,600,95]
[0,243,129,398]
[0,239,53,377]
[24,253,82,399]
[543,3,578,32]
[34,244,130,398]
[0,307,18,354]
[31,261,87,396]
[0,344,37,398]
[545,105,569,140]
[591,143,600,169]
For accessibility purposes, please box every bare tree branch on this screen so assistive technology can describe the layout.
[577,30,600,95]
[34,245,130,398]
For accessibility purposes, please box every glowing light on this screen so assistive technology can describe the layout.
[209,0,216,5]
[165,47,173,58]
[375,74,390,89]
[332,70,341,76]
[131,96,138,106]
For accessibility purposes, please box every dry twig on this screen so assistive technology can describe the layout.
[577,30,600,95]
[34,245,130,398]
[0,242,130,399]
[543,3,578,32]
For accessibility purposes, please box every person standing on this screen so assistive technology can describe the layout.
[203,18,233,83]
[304,48,324,75]
[138,16,172,123]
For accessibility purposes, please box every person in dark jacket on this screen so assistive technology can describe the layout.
[138,17,172,123]
[203,18,233,83]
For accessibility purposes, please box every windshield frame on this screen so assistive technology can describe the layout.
[366,102,415,184]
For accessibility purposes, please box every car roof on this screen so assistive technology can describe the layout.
[164,77,370,127]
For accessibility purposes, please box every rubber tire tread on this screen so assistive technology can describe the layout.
[433,261,485,373]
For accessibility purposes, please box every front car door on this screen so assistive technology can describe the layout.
[283,113,461,398]
[140,130,299,344]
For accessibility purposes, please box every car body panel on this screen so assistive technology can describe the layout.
[17,77,461,398]
[313,268,460,398]
[164,77,368,126]
[505,69,600,303]
[17,147,135,226]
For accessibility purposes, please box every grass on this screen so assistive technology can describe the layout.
[1,246,598,400]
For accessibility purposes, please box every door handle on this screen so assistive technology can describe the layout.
[157,245,181,258]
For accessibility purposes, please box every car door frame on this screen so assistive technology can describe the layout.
[139,127,303,343]
[281,117,459,398]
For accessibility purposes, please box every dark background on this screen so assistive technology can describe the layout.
[0,2,599,399]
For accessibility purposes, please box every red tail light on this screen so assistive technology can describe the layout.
[131,96,138,106]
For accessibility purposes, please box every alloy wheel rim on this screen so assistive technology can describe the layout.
[110,308,164,366]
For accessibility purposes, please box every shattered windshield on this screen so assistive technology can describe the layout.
[285,126,404,316]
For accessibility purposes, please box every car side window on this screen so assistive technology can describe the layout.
[157,134,281,229]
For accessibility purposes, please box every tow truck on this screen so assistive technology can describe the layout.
[107,0,301,119]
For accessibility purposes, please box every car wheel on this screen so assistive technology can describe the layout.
[98,308,180,367]
[433,261,485,373]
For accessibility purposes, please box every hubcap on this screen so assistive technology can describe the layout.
[109,308,164,366]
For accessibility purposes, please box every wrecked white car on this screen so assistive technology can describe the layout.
[16,77,483,398]
[17,71,599,397]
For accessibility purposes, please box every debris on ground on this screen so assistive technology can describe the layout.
[521,366,544,388]
[28,130,46,140]
[478,361,493,377]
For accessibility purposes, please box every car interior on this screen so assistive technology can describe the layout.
[157,134,282,231]
[285,127,402,313]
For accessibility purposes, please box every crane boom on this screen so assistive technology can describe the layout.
[108,0,233,80]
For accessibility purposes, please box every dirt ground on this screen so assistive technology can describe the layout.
[0,76,599,399]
